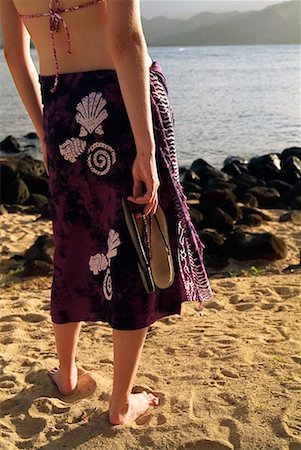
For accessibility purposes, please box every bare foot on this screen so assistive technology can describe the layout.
[109,391,160,425]
[48,366,80,396]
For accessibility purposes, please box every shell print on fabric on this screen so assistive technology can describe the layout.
[75,91,109,137]
[89,229,121,301]
[59,137,87,163]
[87,142,116,176]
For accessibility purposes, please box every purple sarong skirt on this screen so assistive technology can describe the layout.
[39,60,213,330]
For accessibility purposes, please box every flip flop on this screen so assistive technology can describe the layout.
[122,198,174,292]
[122,198,155,294]
[150,205,174,289]
[47,366,83,396]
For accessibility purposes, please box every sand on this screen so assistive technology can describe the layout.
[0,209,300,450]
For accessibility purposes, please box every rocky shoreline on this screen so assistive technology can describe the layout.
[1,134,300,279]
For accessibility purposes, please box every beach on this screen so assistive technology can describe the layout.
[0,208,300,450]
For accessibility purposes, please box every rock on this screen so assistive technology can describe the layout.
[280,169,301,184]
[223,155,249,166]
[279,210,301,223]
[240,206,272,221]
[189,207,204,228]
[291,196,301,210]
[0,162,18,200]
[282,146,301,160]
[199,189,239,221]
[221,162,242,177]
[0,205,8,215]
[190,158,230,187]
[232,173,265,192]
[0,135,20,153]
[248,186,281,208]
[181,169,201,184]
[203,207,234,234]
[248,153,282,180]
[204,253,229,270]
[23,234,54,264]
[282,155,301,175]
[265,179,294,196]
[236,213,263,227]
[18,156,46,178]
[221,230,287,260]
[206,179,236,191]
[291,181,301,196]
[239,192,258,207]
[21,174,50,197]
[3,177,30,205]
[28,193,49,210]
[24,132,38,139]
[183,181,203,195]
[198,228,225,253]
[20,260,53,277]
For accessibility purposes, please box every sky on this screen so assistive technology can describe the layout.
[140,0,291,19]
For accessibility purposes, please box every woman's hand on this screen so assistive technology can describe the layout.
[127,150,160,216]
[40,140,49,176]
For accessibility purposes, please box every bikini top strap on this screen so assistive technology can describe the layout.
[19,0,104,93]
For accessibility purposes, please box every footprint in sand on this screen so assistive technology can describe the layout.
[11,414,47,440]
[31,398,70,415]
[0,374,18,389]
[220,417,242,449]
[178,438,234,450]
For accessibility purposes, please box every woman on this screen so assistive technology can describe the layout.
[0,0,213,425]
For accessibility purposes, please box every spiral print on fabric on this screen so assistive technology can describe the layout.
[87,142,116,176]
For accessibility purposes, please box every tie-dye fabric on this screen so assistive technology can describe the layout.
[39,60,213,330]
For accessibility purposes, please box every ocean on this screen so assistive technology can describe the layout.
[1,45,300,168]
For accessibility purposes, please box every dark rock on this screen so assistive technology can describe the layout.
[20,260,53,278]
[282,146,301,161]
[204,253,229,270]
[236,214,263,227]
[240,206,272,221]
[0,135,20,153]
[20,174,50,197]
[190,158,230,187]
[221,162,242,177]
[248,153,281,180]
[232,174,265,191]
[198,228,225,253]
[199,189,239,221]
[3,178,30,204]
[239,193,258,208]
[28,194,49,209]
[186,193,201,201]
[189,207,204,228]
[2,204,27,213]
[206,179,236,191]
[291,196,301,210]
[221,230,287,260]
[291,181,301,197]
[279,210,301,223]
[181,169,201,184]
[0,162,18,200]
[282,156,301,175]
[38,205,52,220]
[223,155,249,166]
[265,179,294,196]
[182,181,203,195]
[248,186,281,208]
[280,170,301,184]
[203,207,234,234]
[24,132,38,139]
[24,234,54,264]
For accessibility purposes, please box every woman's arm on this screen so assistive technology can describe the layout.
[0,0,48,174]
[107,0,159,215]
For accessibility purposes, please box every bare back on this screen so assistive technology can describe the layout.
[13,0,151,75]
